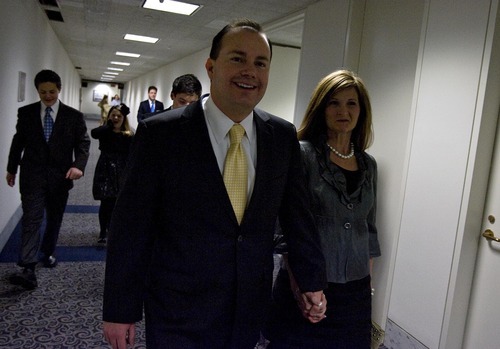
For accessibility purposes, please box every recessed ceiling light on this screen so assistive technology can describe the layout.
[142,0,200,16]
[110,61,131,66]
[116,51,140,58]
[107,67,124,71]
[104,72,119,75]
[124,33,159,44]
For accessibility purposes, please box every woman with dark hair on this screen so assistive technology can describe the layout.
[91,104,134,244]
[267,70,381,348]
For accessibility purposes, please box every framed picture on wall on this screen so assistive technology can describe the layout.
[18,71,26,102]
[93,90,104,102]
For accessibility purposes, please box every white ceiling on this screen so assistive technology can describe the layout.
[38,0,320,83]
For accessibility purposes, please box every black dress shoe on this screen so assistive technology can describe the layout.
[9,268,38,290]
[42,255,57,268]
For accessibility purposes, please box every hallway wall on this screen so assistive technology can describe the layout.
[296,0,500,348]
[0,1,82,251]
[122,45,301,130]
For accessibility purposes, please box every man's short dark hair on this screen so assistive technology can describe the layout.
[209,18,272,60]
[148,86,158,93]
[34,70,62,90]
[171,74,202,97]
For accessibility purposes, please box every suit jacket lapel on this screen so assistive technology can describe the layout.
[32,103,47,143]
[50,103,66,143]
[245,110,274,218]
[178,102,238,223]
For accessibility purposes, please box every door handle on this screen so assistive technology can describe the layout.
[483,229,500,242]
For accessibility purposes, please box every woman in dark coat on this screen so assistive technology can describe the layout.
[91,104,134,244]
[267,70,381,348]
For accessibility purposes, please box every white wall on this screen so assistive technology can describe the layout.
[123,45,301,128]
[0,1,81,250]
[389,1,497,348]
[294,0,352,124]
[358,0,426,329]
[80,82,121,117]
[297,1,500,348]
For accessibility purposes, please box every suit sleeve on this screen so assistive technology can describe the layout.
[90,123,112,139]
[278,127,327,292]
[157,101,165,112]
[102,121,160,323]
[137,102,146,123]
[72,110,90,172]
[6,109,27,175]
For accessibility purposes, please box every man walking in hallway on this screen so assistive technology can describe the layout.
[103,18,327,348]
[137,85,164,122]
[6,69,90,290]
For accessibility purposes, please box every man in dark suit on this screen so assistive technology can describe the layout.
[6,69,90,290]
[103,19,327,349]
[136,85,164,122]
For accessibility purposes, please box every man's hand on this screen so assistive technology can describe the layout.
[103,322,136,349]
[296,290,327,323]
[6,172,15,187]
[66,167,83,180]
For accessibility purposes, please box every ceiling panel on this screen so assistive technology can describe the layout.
[38,0,320,82]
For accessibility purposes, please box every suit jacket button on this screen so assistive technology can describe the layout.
[237,235,243,242]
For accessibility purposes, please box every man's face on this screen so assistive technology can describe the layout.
[37,82,60,107]
[170,92,199,109]
[205,28,271,121]
[148,89,157,101]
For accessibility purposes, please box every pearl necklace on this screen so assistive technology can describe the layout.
[326,142,355,159]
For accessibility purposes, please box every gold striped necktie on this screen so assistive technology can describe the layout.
[223,124,248,224]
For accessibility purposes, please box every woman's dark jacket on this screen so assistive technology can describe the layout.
[300,140,381,283]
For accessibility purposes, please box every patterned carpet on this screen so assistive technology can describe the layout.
[0,262,146,349]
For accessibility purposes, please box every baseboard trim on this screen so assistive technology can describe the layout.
[0,205,22,253]
[384,318,429,349]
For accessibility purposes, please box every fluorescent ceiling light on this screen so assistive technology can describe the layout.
[116,51,140,58]
[102,75,116,78]
[104,72,119,75]
[142,0,200,16]
[110,61,130,66]
[107,67,124,71]
[124,33,159,44]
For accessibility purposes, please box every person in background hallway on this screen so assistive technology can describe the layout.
[102,18,327,349]
[6,69,90,290]
[136,85,164,122]
[110,94,121,106]
[166,73,202,110]
[91,104,134,244]
[98,94,111,123]
[266,70,381,349]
